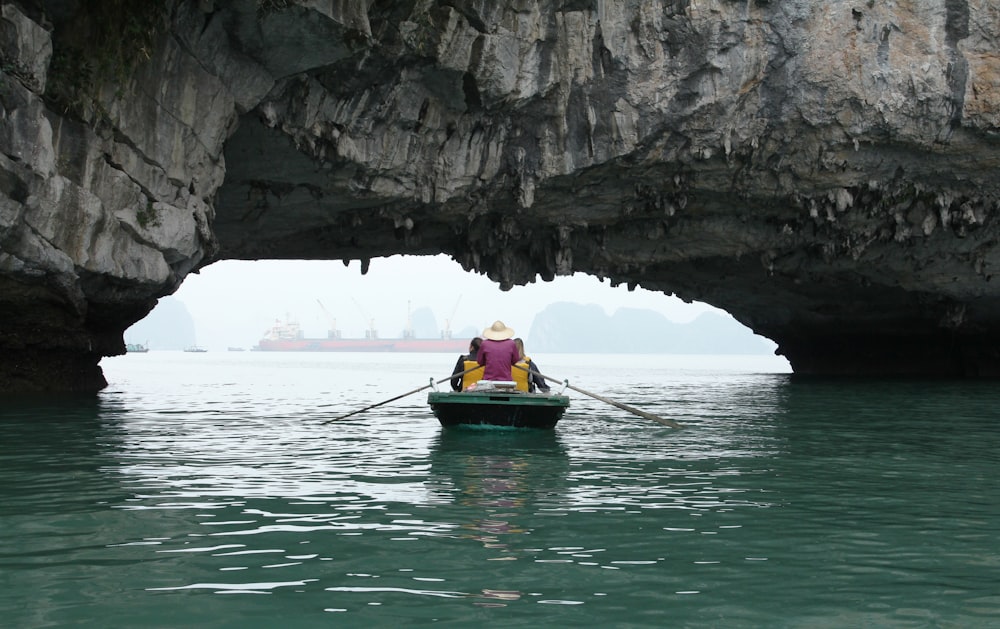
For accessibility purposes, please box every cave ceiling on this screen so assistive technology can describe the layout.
[2,0,1000,391]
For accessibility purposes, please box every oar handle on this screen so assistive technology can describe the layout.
[322,364,482,424]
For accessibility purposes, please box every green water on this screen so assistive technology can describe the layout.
[1,353,998,627]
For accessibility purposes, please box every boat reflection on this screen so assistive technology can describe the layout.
[427,429,570,606]
[428,429,570,533]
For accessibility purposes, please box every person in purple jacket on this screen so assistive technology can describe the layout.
[477,320,520,381]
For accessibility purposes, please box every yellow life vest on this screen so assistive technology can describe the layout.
[461,360,484,390]
[512,360,530,391]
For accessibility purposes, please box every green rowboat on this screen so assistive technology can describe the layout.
[427,385,570,429]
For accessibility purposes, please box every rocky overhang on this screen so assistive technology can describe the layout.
[1,0,999,392]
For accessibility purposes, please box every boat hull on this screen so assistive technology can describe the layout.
[427,390,570,429]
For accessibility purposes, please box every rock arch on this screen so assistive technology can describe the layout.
[2,1,1000,392]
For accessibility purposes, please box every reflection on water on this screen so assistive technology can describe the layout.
[1,354,999,627]
[429,430,569,505]
[428,430,570,606]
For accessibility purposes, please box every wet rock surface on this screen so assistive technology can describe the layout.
[2,1,1000,391]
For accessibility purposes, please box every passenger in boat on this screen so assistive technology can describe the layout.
[477,320,520,382]
[450,337,483,391]
[513,338,550,393]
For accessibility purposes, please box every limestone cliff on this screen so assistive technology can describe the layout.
[1,0,999,392]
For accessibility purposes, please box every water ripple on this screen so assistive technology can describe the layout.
[2,355,999,626]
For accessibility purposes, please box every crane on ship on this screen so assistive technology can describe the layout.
[403,300,415,339]
[351,297,378,339]
[316,300,341,339]
[441,295,462,339]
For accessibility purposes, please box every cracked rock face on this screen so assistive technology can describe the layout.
[2,0,1000,392]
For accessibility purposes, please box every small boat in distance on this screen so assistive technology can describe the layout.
[184,346,207,353]
[427,381,570,429]
[227,347,245,352]
[125,342,148,353]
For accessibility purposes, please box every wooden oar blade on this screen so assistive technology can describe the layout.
[322,365,483,424]
[566,383,683,429]
[531,368,682,430]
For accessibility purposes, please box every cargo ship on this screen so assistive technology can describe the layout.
[253,318,470,353]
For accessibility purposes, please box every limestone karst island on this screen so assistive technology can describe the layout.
[1,1,998,392]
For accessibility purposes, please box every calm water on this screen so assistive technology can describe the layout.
[1,352,998,628]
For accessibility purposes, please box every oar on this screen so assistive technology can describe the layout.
[514,364,682,429]
[321,364,482,424]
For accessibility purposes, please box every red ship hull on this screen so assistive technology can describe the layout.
[254,338,469,353]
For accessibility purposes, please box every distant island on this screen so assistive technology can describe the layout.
[124,297,197,350]
[525,302,776,354]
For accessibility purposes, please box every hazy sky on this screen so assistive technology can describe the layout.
[167,254,726,349]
